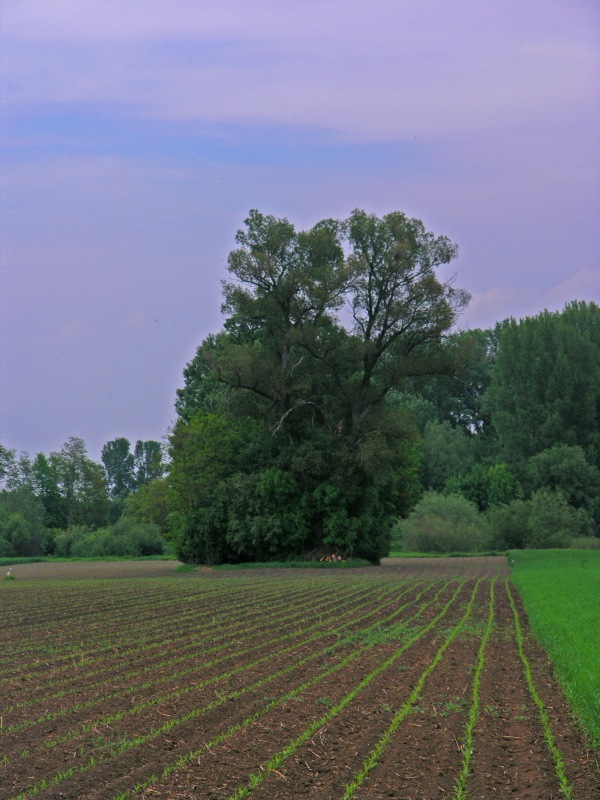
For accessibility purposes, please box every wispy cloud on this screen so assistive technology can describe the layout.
[3,1,598,142]
[462,268,600,330]
[1,0,599,458]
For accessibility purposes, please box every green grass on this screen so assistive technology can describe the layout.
[510,549,600,749]
[0,555,178,567]
[0,557,48,567]
[386,550,506,559]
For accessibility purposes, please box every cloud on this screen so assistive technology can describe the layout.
[461,268,600,329]
[3,1,598,142]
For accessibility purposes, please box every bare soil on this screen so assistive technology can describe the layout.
[1,557,597,800]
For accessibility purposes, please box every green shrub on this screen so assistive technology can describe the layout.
[52,526,90,558]
[486,499,531,550]
[0,536,15,557]
[0,507,48,556]
[526,444,600,522]
[570,536,600,550]
[526,489,594,549]
[397,492,485,553]
[446,463,521,511]
[63,520,166,558]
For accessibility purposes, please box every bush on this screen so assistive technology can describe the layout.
[446,463,521,512]
[486,499,531,550]
[525,489,594,549]
[397,492,485,553]
[0,508,48,556]
[570,536,600,550]
[526,445,600,522]
[0,536,15,557]
[60,520,166,558]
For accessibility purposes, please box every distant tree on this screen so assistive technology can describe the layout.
[31,453,66,528]
[526,489,594,549]
[388,392,439,433]
[446,462,521,511]
[101,438,135,499]
[0,490,48,555]
[0,445,35,492]
[488,302,600,466]
[526,444,600,525]
[421,420,475,492]
[411,327,499,437]
[486,499,530,550]
[78,459,110,528]
[0,442,16,489]
[124,477,170,533]
[133,440,165,487]
[50,437,109,529]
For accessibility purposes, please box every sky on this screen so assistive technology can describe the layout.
[1,0,599,462]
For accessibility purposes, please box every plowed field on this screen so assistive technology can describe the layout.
[1,557,597,799]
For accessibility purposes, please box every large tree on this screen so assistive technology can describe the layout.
[170,210,469,564]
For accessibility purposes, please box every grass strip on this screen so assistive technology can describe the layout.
[340,580,483,799]
[509,549,600,747]
[451,579,496,799]
[506,579,574,800]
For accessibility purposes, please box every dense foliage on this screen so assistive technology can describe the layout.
[404,301,600,552]
[169,209,468,563]
[0,437,167,557]
[2,213,598,561]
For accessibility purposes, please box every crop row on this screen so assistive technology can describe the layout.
[0,577,380,690]
[0,578,343,664]
[3,567,580,800]
[1,579,406,722]
[1,579,412,733]
[5,576,462,798]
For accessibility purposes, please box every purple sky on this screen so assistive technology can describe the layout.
[2,1,599,461]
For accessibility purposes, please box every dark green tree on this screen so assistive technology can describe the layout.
[50,438,109,529]
[133,440,165,487]
[526,444,600,524]
[411,327,499,437]
[32,453,66,529]
[0,489,49,555]
[0,442,16,488]
[170,209,469,564]
[488,302,600,466]
[101,438,135,499]
[420,420,475,492]
[446,462,522,511]
[123,477,170,533]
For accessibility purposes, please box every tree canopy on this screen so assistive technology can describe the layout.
[488,301,600,466]
[170,209,469,563]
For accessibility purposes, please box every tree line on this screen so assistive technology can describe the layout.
[3,209,599,563]
[168,211,600,563]
[0,436,167,558]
